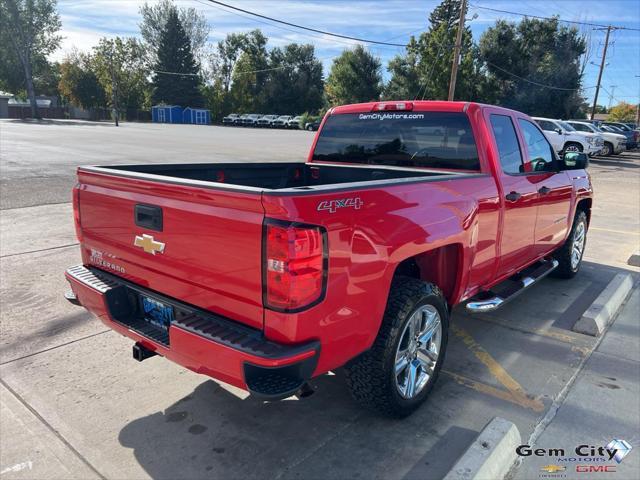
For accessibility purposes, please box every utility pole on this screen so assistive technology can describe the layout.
[607,85,617,108]
[590,25,611,120]
[448,0,467,101]
[635,76,640,125]
[108,43,119,127]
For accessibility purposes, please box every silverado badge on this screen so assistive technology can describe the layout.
[134,234,165,255]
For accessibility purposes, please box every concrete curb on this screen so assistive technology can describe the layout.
[444,417,521,480]
[572,272,634,336]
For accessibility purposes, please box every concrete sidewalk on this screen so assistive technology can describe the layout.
[514,288,640,479]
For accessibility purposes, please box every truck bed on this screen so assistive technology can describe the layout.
[81,162,468,193]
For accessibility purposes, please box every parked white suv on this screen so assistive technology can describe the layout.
[533,117,601,156]
[566,121,626,156]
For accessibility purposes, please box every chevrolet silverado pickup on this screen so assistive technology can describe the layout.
[65,101,593,417]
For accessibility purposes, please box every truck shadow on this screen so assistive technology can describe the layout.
[117,262,637,480]
[117,371,365,480]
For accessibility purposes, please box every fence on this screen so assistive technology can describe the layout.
[8,105,151,123]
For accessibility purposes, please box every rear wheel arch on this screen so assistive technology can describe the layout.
[392,243,463,306]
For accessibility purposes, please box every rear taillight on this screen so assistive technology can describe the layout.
[264,221,326,311]
[72,184,82,242]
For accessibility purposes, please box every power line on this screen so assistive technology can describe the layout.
[469,2,640,31]
[483,61,597,91]
[193,0,366,49]
[154,70,199,76]
[202,0,409,47]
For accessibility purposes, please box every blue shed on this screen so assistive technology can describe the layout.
[152,105,183,124]
[182,107,210,125]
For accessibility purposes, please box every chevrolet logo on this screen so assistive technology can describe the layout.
[540,465,566,473]
[134,234,165,255]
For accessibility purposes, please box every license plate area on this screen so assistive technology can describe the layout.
[140,295,174,331]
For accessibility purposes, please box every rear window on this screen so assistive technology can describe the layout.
[312,112,480,171]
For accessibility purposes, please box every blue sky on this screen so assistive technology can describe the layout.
[56,0,640,106]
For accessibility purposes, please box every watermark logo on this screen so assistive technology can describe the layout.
[540,465,566,473]
[606,439,632,464]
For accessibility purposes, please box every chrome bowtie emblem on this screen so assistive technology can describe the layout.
[134,234,165,255]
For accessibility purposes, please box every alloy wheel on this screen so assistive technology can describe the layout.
[571,221,586,270]
[394,305,442,399]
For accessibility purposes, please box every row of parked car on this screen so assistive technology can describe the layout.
[533,117,639,157]
[221,113,320,131]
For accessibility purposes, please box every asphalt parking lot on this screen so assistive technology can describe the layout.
[1,120,639,479]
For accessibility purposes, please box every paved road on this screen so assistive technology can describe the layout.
[0,120,313,209]
[0,120,638,480]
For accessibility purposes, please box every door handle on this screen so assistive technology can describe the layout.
[538,186,551,195]
[505,191,522,202]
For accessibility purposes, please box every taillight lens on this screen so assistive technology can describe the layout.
[264,222,326,311]
[72,184,82,242]
[373,102,413,111]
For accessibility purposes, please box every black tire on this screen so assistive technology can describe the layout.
[552,210,588,279]
[306,125,314,131]
[561,142,583,156]
[601,142,613,156]
[344,276,449,417]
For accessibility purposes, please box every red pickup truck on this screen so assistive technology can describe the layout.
[65,101,592,417]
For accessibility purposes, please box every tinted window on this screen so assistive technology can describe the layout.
[518,119,555,172]
[570,123,590,132]
[605,123,630,131]
[536,119,555,131]
[490,114,523,174]
[311,112,480,170]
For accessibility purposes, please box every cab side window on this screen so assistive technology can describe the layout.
[490,114,524,174]
[536,120,555,131]
[518,119,556,172]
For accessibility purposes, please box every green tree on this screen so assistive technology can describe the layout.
[608,102,636,122]
[93,37,150,115]
[384,41,420,100]
[264,43,323,114]
[325,45,382,106]
[58,51,106,109]
[385,0,479,101]
[139,0,209,64]
[229,30,268,112]
[211,33,248,94]
[0,0,61,118]
[479,18,586,117]
[151,10,203,107]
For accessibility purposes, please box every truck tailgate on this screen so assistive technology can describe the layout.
[75,169,265,330]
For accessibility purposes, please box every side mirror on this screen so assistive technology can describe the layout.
[555,128,563,135]
[562,151,589,170]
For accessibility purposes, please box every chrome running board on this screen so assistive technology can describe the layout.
[466,259,559,313]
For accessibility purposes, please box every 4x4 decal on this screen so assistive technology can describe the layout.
[317,197,364,213]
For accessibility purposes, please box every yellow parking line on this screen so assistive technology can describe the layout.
[443,371,543,412]
[450,325,545,412]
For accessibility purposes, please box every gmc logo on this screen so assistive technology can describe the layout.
[317,197,364,213]
[576,465,617,472]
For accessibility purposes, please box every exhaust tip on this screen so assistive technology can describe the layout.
[132,343,157,362]
[297,382,316,399]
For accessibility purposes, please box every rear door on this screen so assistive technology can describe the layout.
[515,118,573,257]
[486,110,539,278]
[76,169,265,329]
